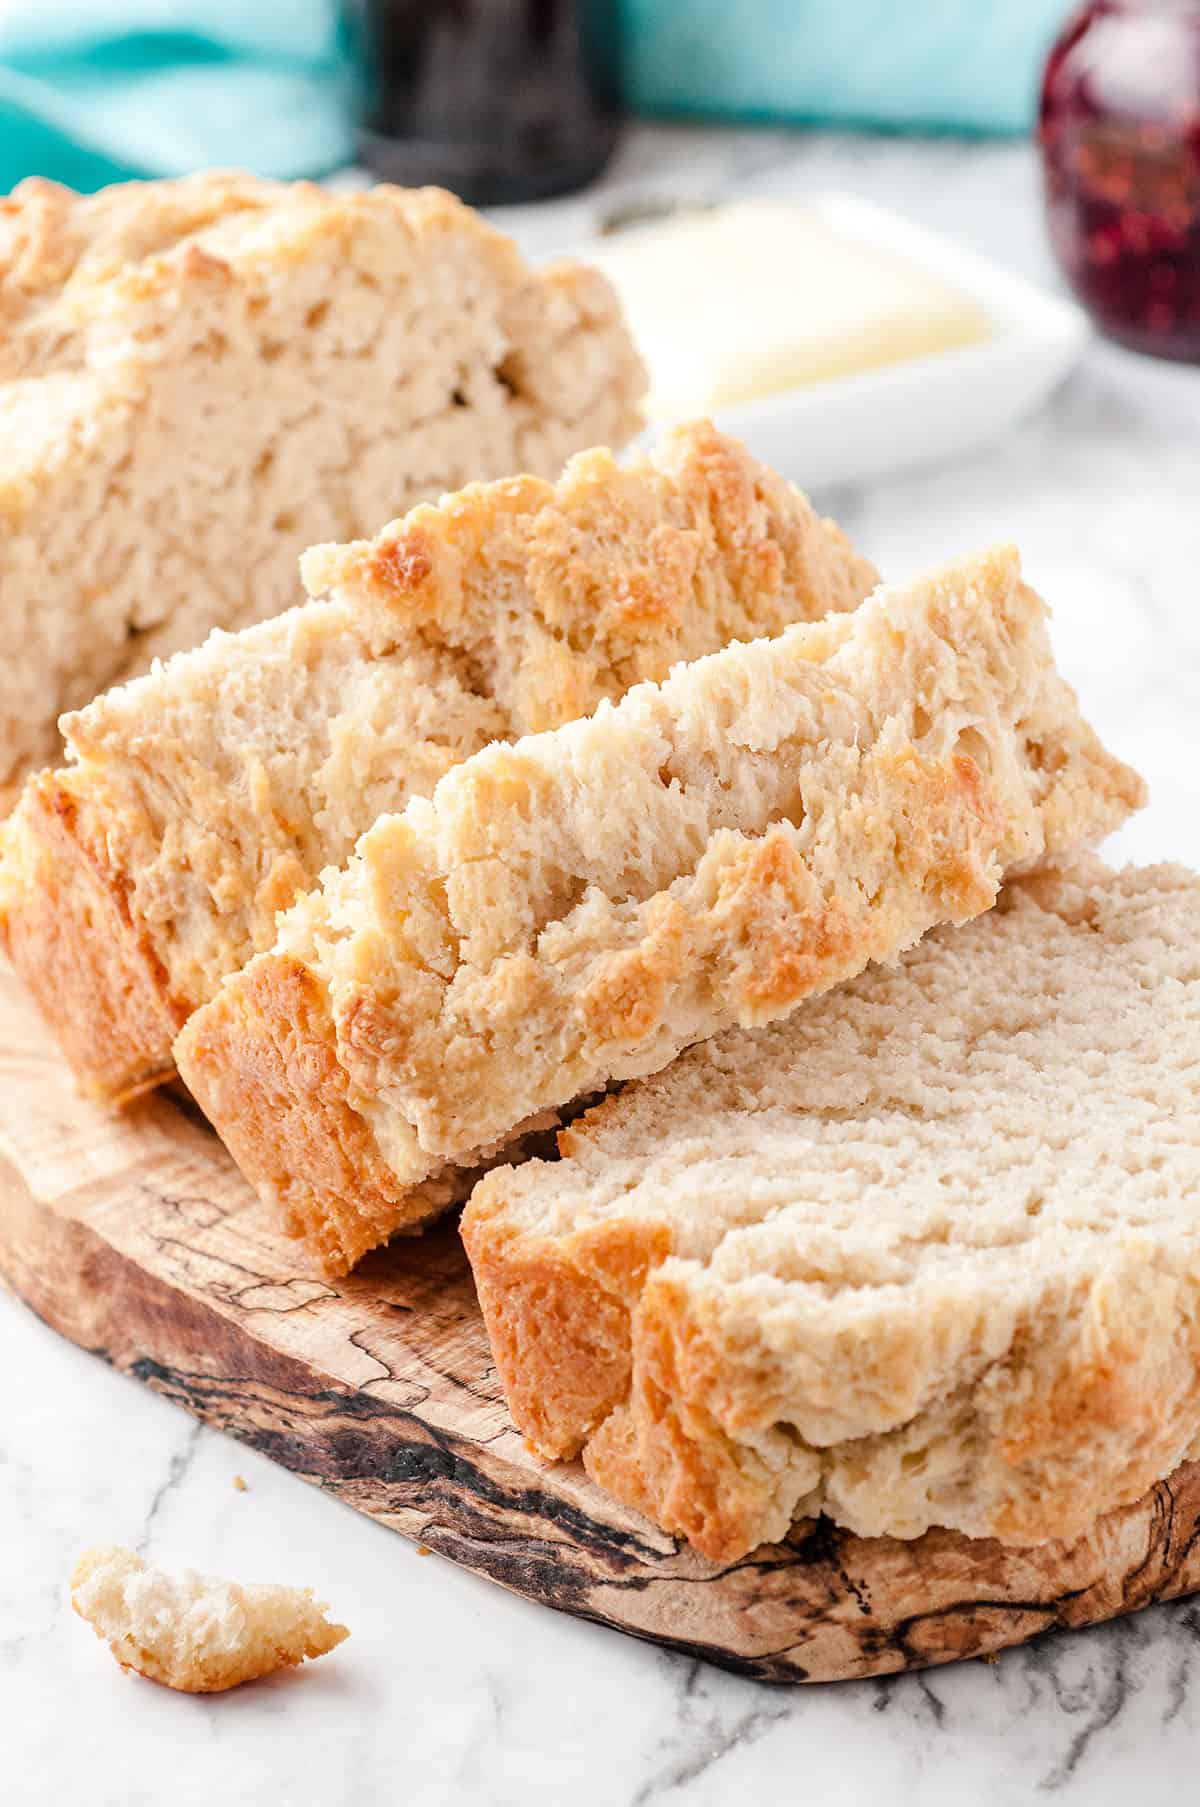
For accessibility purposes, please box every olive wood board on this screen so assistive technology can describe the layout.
[1,967,1197,1684]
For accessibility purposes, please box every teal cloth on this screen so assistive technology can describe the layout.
[0,2,351,193]
[0,1,1069,197]
[617,0,1069,136]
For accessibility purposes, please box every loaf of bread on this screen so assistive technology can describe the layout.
[462,860,1200,1562]
[177,547,1143,1275]
[0,170,644,790]
[0,422,877,1101]
[70,1545,348,1691]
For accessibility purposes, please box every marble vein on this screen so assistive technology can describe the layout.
[135,1419,204,1554]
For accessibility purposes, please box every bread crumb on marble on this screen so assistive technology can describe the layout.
[70,1545,347,1692]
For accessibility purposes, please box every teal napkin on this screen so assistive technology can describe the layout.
[0,2,351,193]
[0,0,1069,199]
[618,0,1068,136]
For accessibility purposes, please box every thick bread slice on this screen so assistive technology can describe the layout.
[462,860,1200,1562]
[0,170,644,788]
[177,547,1144,1275]
[0,422,878,1100]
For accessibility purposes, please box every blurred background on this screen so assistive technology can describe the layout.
[0,0,1196,863]
[0,1,1197,364]
[0,1,1071,194]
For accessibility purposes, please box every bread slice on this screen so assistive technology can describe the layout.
[70,1545,348,1691]
[177,547,1143,1275]
[0,422,878,1101]
[462,860,1200,1562]
[0,170,644,790]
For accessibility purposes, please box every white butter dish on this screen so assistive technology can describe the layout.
[581,192,1090,490]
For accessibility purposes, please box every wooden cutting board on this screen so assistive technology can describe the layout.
[2,966,1197,1684]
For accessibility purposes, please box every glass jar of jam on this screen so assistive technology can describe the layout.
[1039,1,1200,361]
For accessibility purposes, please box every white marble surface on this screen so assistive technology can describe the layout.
[4,126,1200,1806]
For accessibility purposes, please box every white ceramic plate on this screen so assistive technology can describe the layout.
[578,192,1090,490]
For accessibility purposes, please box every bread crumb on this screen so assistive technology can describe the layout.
[416,1544,433,1556]
[70,1545,348,1692]
[232,1475,247,1492]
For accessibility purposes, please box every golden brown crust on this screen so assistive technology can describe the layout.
[468,1230,792,1563]
[705,750,1004,1027]
[600,1256,1200,1564]
[482,1201,1200,1571]
[461,1183,672,1458]
[173,954,418,1276]
[299,418,880,738]
[989,1281,1200,1545]
[585,1277,781,1562]
[465,1196,790,1562]
[0,769,183,1100]
[180,954,589,1277]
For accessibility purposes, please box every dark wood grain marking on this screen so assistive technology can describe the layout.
[1,968,1199,1683]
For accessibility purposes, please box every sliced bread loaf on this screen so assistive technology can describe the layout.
[462,860,1200,1561]
[176,547,1143,1275]
[0,422,877,1100]
[0,170,644,788]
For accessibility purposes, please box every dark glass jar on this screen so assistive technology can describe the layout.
[346,1,622,206]
[1039,0,1200,361]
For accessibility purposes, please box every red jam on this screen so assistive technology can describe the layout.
[1039,1,1200,361]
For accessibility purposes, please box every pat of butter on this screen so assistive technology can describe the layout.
[589,200,992,422]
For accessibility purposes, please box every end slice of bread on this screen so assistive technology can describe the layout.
[0,170,645,790]
[70,1545,348,1692]
[1,422,876,1102]
[177,546,1144,1275]
[462,860,1200,1562]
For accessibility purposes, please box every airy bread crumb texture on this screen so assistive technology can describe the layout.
[70,1545,348,1692]
[0,421,876,1102]
[0,169,645,788]
[177,545,1144,1275]
[462,860,1200,1563]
